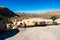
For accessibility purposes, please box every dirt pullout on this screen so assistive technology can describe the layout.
[6,25,60,40]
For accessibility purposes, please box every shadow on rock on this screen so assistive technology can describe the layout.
[0,29,20,40]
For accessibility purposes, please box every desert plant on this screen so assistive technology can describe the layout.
[50,16,58,24]
[53,22,58,25]
[0,17,13,24]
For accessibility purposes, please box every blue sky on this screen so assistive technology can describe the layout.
[0,0,60,13]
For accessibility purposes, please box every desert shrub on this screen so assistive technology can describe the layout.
[40,21,46,26]
[50,16,58,24]
[53,22,58,25]
[0,17,13,24]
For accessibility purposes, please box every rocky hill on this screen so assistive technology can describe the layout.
[0,6,19,18]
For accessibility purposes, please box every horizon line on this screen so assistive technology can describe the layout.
[15,9,60,13]
[15,9,60,14]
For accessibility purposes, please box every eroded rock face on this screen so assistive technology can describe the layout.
[0,6,19,17]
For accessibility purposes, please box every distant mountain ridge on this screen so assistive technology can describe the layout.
[16,11,60,15]
[40,11,60,15]
[16,11,60,19]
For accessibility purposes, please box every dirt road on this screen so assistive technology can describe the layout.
[5,25,60,40]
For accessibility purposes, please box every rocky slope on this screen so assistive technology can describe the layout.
[0,6,19,18]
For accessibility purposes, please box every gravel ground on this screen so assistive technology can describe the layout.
[1,25,60,40]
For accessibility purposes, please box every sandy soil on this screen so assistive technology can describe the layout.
[4,25,60,40]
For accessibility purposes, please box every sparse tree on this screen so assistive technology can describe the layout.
[50,16,58,24]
